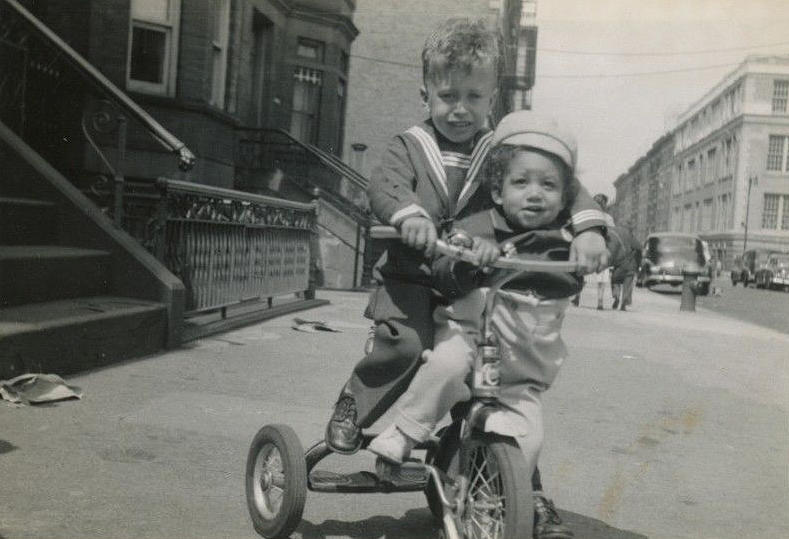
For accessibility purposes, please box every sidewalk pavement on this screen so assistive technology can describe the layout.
[1,285,787,539]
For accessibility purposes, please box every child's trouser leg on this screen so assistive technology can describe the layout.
[513,385,544,485]
[391,324,476,442]
[345,281,435,428]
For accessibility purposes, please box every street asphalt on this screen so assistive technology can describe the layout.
[1,285,787,539]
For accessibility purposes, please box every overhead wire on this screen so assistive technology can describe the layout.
[540,40,789,56]
[350,42,789,78]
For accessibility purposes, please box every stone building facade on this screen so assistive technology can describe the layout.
[611,55,789,268]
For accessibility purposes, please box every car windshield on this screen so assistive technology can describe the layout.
[647,236,705,265]
[771,254,789,267]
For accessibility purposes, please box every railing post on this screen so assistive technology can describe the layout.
[353,221,361,289]
[305,188,322,300]
[154,177,169,262]
[112,115,127,227]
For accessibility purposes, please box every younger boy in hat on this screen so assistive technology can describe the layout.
[368,110,592,536]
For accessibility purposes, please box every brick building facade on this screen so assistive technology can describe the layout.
[29,0,358,193]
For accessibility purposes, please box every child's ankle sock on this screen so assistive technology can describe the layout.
[368,424,416,464]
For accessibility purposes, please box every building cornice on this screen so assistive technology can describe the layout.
[289,7,359,41]
[674,115,745,158]
[676,55,789,128]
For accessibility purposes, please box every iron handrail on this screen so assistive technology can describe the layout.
[155,177,316,211]
[3,0,195,171]
[235,127,368,189]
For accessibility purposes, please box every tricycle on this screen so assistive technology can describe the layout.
[245,225,578,539]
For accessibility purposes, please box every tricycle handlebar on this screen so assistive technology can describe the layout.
[369,225,578,273]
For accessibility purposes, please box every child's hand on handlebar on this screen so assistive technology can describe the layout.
[570,229,610,274]
[400,216,438,257]
[471,237,501,267]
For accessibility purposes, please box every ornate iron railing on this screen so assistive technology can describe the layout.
[0,0,195,224]
[116,178,319,315]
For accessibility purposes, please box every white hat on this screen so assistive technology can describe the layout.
[491,110,577,170]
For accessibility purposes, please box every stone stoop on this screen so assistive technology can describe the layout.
[0,195,168,379]
[0,296,166,378]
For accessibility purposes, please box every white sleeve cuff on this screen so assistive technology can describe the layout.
[391,204,431,225]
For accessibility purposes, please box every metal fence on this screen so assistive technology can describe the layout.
[123,178,319,316]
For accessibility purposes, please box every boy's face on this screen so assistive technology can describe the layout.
[421,62,498,144]
[492,149,566,230]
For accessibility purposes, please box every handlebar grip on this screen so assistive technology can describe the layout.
[368,225,578,273]
[369,225,400,240]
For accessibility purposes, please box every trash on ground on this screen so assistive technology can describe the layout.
[292,318,342,333]
[0,374,83,406]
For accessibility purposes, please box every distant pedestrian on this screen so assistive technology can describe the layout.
[609,225,641,311]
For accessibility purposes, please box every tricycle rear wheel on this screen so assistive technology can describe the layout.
[245,424,307,538]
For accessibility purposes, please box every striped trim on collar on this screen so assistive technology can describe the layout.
[404,126,494,212]
[441,151,472,168]
[457,131,493,204]
[405,125,448,196]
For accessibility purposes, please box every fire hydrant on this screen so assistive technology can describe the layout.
[680,266,700,312]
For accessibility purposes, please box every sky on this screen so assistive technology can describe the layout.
[531,0,789,199]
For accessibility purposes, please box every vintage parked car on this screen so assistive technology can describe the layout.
[730,249,768,287]
[754,251,789,291]
[636,232,712,295]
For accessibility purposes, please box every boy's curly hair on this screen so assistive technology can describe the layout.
[422,18,503,83]
[484,145,576,207]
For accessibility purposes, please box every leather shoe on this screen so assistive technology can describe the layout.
[534,495,574,538]
[611,298,619,310]
[325,394,362,454]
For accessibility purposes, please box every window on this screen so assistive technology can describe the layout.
[773,80,789,113]
[707,147,716,182]
[687,159,695,192]
[340,51,350,74]
[767,135,789,172]
[296,38,325,62]
[720,193,730,230]
[761,194,789,230]
[695,201,702,231]
[291,67,323,144]
[762,194,780,229]
[210,0,230,108]
[334,78,347,154]
[697,154,704,187]
[127,0,181,96]
[702,199,713,231]
[783,195,789,229]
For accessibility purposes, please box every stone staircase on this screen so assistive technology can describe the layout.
[0,139,170,380]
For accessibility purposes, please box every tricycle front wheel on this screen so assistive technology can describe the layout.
[245,424,307,538]
[458,433,533,538]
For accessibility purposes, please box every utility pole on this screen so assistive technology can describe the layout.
[742,175,757,253]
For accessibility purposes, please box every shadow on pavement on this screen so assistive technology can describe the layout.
[562,509,649,538]
[297,507,648,538]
